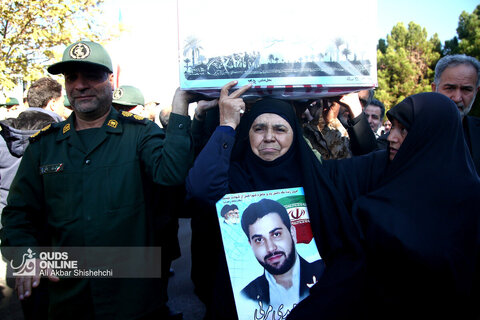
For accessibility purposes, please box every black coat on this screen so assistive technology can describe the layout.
[464,115,480,174]
[290,92,480,320]
[187,99,366,320]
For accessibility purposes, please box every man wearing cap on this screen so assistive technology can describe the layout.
[4,97,20,108]
[1,97,22,120]
[112,85,146,117]
[1,40,195,319]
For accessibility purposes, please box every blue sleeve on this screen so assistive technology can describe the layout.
[186,126,236,206]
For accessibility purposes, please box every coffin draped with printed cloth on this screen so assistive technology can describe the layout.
[178,0,377,99]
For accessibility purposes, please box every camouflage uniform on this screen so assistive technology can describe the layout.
[303,116,352,160]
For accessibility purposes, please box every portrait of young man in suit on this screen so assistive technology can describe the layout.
[240,198,325,309]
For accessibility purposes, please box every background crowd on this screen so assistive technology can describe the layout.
[0,26,479,320]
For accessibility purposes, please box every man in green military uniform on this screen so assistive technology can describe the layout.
[1,41,195,319]
[112,85,146,115]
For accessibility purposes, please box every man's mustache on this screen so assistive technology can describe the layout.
[264,251,285,262]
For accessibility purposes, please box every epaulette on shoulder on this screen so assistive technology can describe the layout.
[29,123,57,142]
[118,111,148,124]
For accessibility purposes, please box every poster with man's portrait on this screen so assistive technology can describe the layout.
[215,187,323,320]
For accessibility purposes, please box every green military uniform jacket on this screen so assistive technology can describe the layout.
[1,108,193,319]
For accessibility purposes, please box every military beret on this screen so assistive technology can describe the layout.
[48,41,113,75]
[113,85,145,107]
[5,97,19,106]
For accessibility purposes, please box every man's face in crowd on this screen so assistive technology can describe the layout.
[249,113,294,161]
[364,105,382,133]
[6,104,19,112]
[64,64,114,117]
[248,212,296,275]
[145,103,160,122]
[383,119,392,132]
[432,64,479,119]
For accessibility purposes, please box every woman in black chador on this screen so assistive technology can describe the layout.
[289,92,480,319]
[186,81,365,319]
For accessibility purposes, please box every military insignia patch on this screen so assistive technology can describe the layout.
[39,163,64,175]
[63,123,71,134]
[113,88,124,100]
[119,110,146,124]
[69,43,90,60]
[107,119,118,128]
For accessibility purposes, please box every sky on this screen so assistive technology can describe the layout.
[100,0,479,108]
[377,0,478,41]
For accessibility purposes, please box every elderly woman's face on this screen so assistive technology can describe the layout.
[249,113,294,161]
[387,118,408,161]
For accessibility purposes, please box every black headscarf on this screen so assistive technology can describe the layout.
[352,92,480,318]
[386,97,414,130]
[229,98,362,261]
[229,98,301,191]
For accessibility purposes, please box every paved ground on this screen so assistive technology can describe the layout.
[0,218,206,320]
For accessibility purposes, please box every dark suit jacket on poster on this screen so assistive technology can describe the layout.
[241,256,325,305]
[464,115,480,174]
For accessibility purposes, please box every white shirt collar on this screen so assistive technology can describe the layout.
[265,253,301,313]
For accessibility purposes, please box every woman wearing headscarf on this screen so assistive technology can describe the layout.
[288,92,480,319]
[186,81,367,319]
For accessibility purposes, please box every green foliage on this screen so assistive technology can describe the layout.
[437,5,480,116]
[430,33,443,56]
[443,36,460,56]
[0,0,121,91]
[456,5,480,60]
[377,39,387,54]
[375,5,480,112]
[375,22,440,110]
